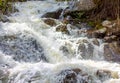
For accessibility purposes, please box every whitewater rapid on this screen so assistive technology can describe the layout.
[0,0,120,83]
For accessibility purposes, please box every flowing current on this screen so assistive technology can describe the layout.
[0,0,120,83]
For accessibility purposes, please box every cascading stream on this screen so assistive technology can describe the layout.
[0,0,120,83]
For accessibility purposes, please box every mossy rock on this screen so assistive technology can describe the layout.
[87,20,104,29]
[64,11,85,19]
[0,0,27,15]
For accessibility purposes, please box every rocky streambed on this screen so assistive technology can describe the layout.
[0,0,120,83]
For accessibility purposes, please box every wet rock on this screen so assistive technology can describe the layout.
[104,35,117,43]
[62,15,73,24]
[78,43,86,57]
[63,0,95,15]
[104,44,114,61]
[86,20,118,43]
[60,46,69,55]
[94,28,107,38]
[56,24,69,34]
[41,8,63,19]
[78,40,94,59]
[86,43,94,57]
[92,38,100,46]
[87,28,107,38]
[104,42,120,62]
[96,69,111,82]
[0,15,9,22]
[57,68,92,83]
[62,0,95,17]
[43,18,57,26]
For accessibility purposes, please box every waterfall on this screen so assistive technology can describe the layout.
[0,0,120,83]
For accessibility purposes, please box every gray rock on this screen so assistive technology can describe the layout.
[0,15,9,22]
[68,0,95,11]
[78,40,94,59]
[104,42,120,62]
[41,8,63,19]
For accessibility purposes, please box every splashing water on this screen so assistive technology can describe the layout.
[0,0,120,83]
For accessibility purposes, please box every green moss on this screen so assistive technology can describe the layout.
[64,11,85,20]
[87,21,96,27]
[87,20,104,30]
[0,0,27,15]
[95,24,104,29]
[0,0,8,13]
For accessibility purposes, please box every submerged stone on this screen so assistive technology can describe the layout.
[56,68,93,83]
[96,69,111,82]
[78,40,94,59]
[0,33,48,62]
[0,15,9,22]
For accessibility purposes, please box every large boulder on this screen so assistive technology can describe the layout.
[70,0,95,11]
[63,0,95,16]
[41,8,63,19]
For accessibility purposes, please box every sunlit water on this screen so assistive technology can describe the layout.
[0,0,120,83]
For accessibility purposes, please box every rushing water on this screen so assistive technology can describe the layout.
[0,0,120,83]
